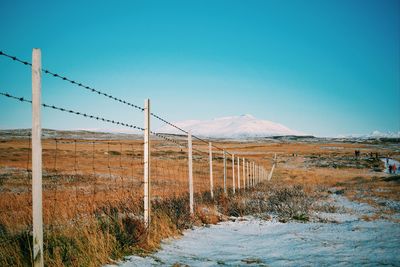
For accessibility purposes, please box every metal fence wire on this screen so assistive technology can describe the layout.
[0,49,274,265]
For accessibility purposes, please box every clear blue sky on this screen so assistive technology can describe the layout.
[0,0,399,137]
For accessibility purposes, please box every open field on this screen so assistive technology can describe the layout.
[0,130,399,266]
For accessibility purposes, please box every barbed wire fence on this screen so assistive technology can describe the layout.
[0,49,276,266]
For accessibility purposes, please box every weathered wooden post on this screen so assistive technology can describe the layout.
[144,99,151,227]
[262,167,265,182]
[243,158,246,190]
[237,156,241,190]
[188,132,194,215]
[255,164,257,185]
[268,153,277,181]
[250,162,252,187]
[232,154,235,194]
[253,163,255,185]
[32,48,43,267]
[252,162,254,187]
[256,165,259,184]
[223,150,227,195]
[252,162,256,187]
[246,161,249,188]
[209,142,214,199]
[250,162,253,187]
[256,163,258,185]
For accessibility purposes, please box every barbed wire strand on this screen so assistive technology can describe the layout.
[0,51,233,155]
[0,91,191,150]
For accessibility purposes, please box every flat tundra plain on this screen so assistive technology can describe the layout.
[0,132,399,266]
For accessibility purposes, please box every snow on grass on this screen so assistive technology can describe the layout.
[114,195,400,266]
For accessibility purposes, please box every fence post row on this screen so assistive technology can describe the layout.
[209,142,214,199]
[3,48,284,267]
[188,132,194,215]
[32,48,44,267]
[144,99,151,227]
[232,154,235,194]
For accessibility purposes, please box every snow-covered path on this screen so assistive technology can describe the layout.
[382,158,400,174]
[115,195,400,267]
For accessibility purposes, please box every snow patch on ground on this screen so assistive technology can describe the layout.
[382,158,400,174]
[112,195,400,267]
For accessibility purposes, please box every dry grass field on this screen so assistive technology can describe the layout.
[0,134,399,266]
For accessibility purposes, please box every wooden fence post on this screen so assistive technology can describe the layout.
[209,142,213,199]
[32,48,43,267]
[246,161,250,187]
[268,153,277,181]
[237,156,240,190]
[223,150,227,195]
[253,164,255,185]
[255,164,257,185]
[143,99,150,227]
[255,163,257,185]
[232,154,235,194]
[253,162,255,186]
[250,162,253,187]
[242,158,245,190]
[263,167,265,182]
[188,132,194,215]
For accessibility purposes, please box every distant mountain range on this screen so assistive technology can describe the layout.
[1,115,397,140]
[157,114,304,138]
[337,131,400,139]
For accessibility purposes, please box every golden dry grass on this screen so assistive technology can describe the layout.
[0,137,399,265]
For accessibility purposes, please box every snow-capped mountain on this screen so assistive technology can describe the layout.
[157,114,304,138]
[369,131,400,138]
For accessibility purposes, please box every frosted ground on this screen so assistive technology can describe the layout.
[113,194,400,267]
